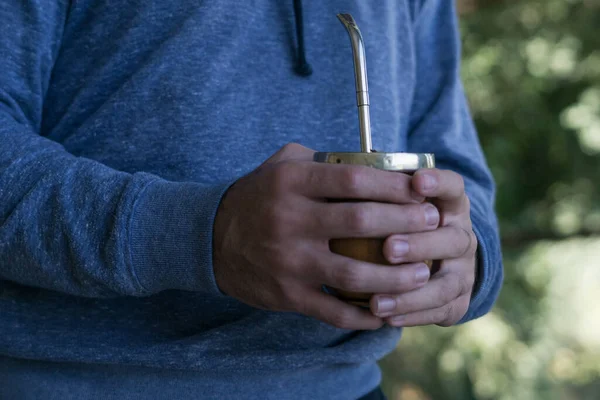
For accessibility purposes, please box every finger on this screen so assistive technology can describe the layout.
[296,163,425,203]
[263,143,316,165]
[369,268,474,318]
[310,201,439,238]
[383,225,476,264]
[384,294,471,327]
[315,253,431,294]
[300,288,384,331]
[412,169,468,214]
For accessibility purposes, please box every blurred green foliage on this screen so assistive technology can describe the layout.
[380,1,600,399]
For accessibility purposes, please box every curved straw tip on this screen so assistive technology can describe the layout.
[336,13,354,24]
[336,13,362,37]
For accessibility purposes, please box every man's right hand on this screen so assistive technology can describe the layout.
[212,143,440,330]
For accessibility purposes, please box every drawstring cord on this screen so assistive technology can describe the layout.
[293,0,313,76]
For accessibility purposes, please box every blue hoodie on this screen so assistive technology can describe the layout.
[0,0,503,399]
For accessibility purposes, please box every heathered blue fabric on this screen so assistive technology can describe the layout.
[0,0,503,399]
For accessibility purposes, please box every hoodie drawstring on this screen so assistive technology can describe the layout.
[293,0,313,76]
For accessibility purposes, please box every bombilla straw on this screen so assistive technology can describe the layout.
[337,13,372,153]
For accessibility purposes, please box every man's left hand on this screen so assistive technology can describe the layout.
[369,168,478,327]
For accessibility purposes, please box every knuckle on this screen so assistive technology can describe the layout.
[281,142,303,154]
[437,305,456,327]
[346,204,373,235]
[342,167,366,196]
[451,226,476,258]
[334,264,364,292]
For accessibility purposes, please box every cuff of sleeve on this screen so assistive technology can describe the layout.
[457,206,504,324]
[127,178,235,295]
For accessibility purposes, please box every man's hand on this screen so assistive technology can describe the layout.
[213,143,441,331]
[369,168,478,327]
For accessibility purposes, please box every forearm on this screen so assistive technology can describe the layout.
[0,122,231,297]
[0,1,234,298]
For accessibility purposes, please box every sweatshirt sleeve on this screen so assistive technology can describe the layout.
[0,1,230,298]
[406,0,504,323]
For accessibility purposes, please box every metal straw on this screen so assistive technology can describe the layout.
[337,14,372,153]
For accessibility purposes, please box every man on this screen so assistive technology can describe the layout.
[0,1,503,399]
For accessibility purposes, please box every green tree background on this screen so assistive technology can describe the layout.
[380,1,600,399]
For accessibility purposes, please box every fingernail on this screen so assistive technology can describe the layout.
[416,265,430,285]
[423,204,439,226]
[421,174,437,191]
[376,297,396,314]
[389,315,405,326]
[392,240,409,258]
